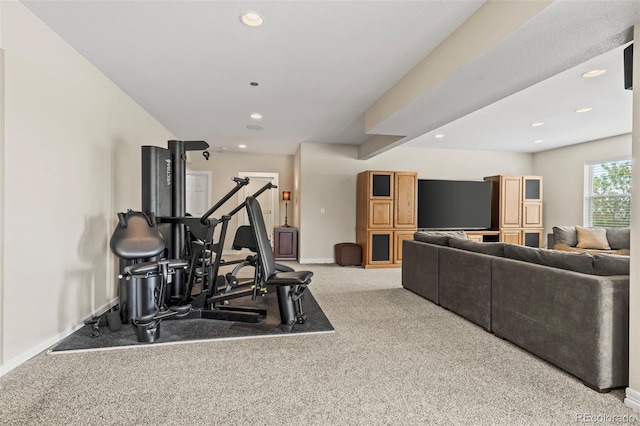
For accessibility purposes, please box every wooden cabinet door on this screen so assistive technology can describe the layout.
[522,229,543,248]
[467,234,484,243]
[522,176,543,201]
[366,230,393,266]
[500,229,522,245]
[393,231,415,264]
[368,200,393,228]
[500,176,522,228]
[522,202,543,227]
[369,171,394,199]
[394,172,417,228]
[273,227,298,260]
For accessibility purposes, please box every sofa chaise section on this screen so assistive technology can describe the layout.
[491,255,629,391]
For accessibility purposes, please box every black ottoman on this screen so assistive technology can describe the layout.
[334,243,362,266]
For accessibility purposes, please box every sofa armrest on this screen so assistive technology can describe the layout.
[402,240,440,304]
[547,233,555,249]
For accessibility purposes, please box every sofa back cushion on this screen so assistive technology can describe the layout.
[448,238,506,257]
[593,254,630,276]
[552,226,630,251]
[504,244,595,275]
[414,230,467,246]
[606,228,631,250]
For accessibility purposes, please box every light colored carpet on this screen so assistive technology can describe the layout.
[0,262,636,425]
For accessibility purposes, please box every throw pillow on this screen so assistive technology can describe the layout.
[552,226,578,247]
[606,228,631,250]
[576,226,610,250]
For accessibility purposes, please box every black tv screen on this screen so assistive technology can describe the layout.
[417,179,491,230]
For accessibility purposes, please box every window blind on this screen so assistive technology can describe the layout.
[584,158,632,228]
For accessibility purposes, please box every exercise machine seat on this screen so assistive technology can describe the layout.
[110,210,165,260]
[109,210,191,342]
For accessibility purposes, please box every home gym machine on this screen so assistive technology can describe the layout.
[111,139,311,342]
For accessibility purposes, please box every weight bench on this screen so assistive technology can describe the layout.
[245,196,312,329]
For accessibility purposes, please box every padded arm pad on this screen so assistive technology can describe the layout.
[124,259,189,276]
[265,271,313,286]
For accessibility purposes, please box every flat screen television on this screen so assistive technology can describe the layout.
[417,179,491,230]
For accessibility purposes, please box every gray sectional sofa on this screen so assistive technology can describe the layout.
[402,231,630,392]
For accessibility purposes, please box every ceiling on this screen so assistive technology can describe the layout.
[20,1,640,156]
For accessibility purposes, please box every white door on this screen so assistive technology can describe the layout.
[186,171,211,217]
[238,172,278,235]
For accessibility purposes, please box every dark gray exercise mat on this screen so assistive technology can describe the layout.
[50,290,333,353]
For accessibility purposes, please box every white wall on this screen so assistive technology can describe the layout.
[0,4,5,369]
[532,134,632,240]
[626,25,640,412]
[0,1,175,373]
[187,151,293,251]
[298,142,533,262]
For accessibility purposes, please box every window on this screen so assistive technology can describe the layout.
[584,158,632,227]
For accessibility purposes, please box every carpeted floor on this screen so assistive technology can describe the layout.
[0,262,636,425]
[50,289,333,353]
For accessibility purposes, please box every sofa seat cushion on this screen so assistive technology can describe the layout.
[554,243,630,256]
[504,244,595,275]
[448,238,505,257]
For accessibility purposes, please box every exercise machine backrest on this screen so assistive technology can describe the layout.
[232,225,257,252]
[110,210,165,260]
[245,196,278,279]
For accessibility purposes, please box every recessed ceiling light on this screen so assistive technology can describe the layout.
[576,107,593,113]
[531,122,544,127]
[246,125,263,130]
[238,144,247,149]
[582,69,606,78]
[240,12,263,27]
[533,139,544,144]
[250,113,262,120]
[434,134,445,139]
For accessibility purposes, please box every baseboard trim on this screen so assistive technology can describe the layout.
[625,387,640,412]
[298,258,334,264]
[0,298,117,378]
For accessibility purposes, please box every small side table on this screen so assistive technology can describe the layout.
[273,227,298,260]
